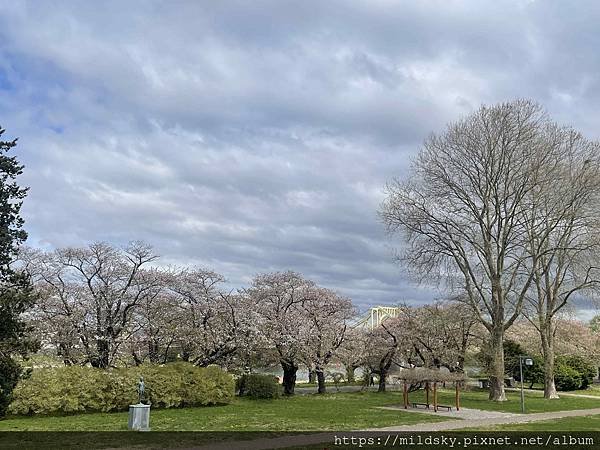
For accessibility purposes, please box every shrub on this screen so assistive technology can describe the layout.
[562,356,595,389]
[8,362,234,415]
[554,361,582,391]
[239,374,280,399]
[0,356,24,417]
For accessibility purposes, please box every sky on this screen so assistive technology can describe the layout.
[1,0,600,312]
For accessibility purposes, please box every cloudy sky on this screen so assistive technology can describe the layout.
[1,1,599,311]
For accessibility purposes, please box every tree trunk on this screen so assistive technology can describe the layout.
[316,370,326,394]
[132,350,143,366]
[308,369,316,384]
[180,347,191,362]
[488,327,507,401]
[91,339,110,368]
[541,324,559,399]
[345,365,355,383]
[378,370,387,392]
[281,361,298,395]
[148,339,160,364]
[58,343,75,366]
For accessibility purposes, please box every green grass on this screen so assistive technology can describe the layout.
[565,385,600,396]
[471,414,600,431]
[0,391,453,449]
[407,388,600,414]
[2,388,597,432]
[2,388,599,449]
[0,391,448,432]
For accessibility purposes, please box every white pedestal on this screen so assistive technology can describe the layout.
[128,403,150,431]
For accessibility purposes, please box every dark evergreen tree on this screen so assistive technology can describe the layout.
[0,126,37,416]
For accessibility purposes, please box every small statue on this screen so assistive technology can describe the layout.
[137,376,146,404]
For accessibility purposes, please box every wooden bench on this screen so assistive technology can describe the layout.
[411,402,430,409]
[435,404,453,411]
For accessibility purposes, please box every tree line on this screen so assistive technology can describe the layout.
[22,244,483,395]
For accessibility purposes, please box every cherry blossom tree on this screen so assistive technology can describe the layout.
[399,302,476,372]
[245,271,314,395]
[298,286,355,393]
[126,290,181,365]
[336,327,370,383]
[167,268,255,367]
[362,318,407,392]
[507,318,600,364]
[28,242,163,368]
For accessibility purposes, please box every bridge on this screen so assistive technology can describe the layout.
[354,306,400,330]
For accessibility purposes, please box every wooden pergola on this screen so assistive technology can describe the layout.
[396,368,465,412]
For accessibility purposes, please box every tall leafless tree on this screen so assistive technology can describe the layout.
[521,129,600,398]
[380,100,558,400]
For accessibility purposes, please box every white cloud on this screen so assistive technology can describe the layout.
[2,0,600,310]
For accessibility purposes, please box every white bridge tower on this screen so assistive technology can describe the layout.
[354,306,400,330]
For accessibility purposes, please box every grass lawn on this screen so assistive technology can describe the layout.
[2,388,598,432]
[408,387,600,414]
[470,414,600,431]
[0,391,448,432]
[565,385,600,396]
[2,389,599,449]
[0,392,451,449]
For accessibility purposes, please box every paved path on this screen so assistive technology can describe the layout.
[375,405,519,421]
[506,387,600,400]
[370,406,600,432]
[192,407,600,450]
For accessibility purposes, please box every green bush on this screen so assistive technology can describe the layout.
[0,356,24,417]
[562,356,595,389]
[8,362,234,415]
[238,374,280,399]
[554,360,582,391]
[552,356,595,391]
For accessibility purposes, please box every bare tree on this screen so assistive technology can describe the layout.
[380,100,557,400]
[521,130,600,398]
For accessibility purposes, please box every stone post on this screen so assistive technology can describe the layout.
[128,403,150,431]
